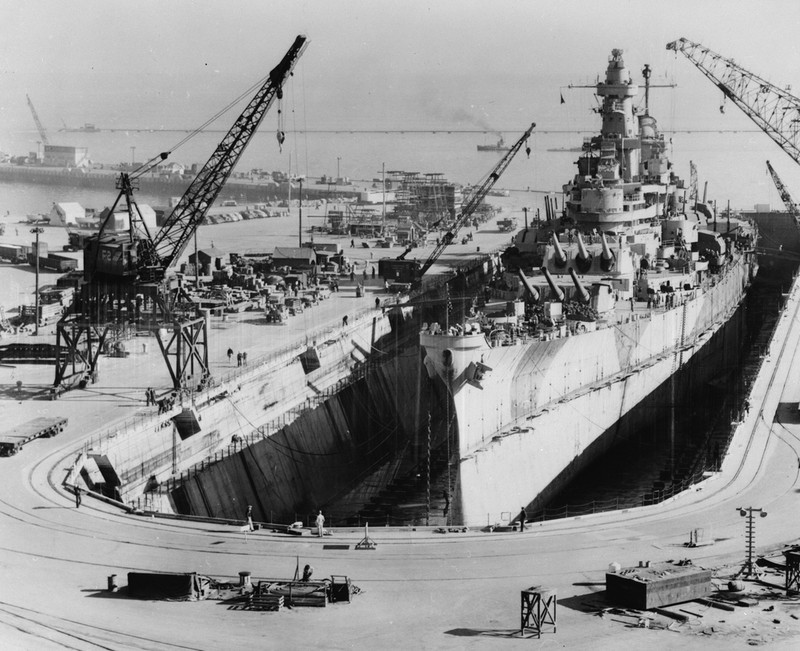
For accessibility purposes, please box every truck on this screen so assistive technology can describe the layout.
[0,243,31,264]
[28,252,79,272]
[0,417,68,456]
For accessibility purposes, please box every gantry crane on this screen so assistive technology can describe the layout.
[667,37,800,167]
[55,35,308,394]
[26,94,50,148]
[766,160,800,229]
[383,123,534,288]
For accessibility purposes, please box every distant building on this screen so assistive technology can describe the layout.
[49,202,85,227]
[97,204,158,233]
[189,247,228,274]
[271,246,317,271]
[43,145,89,167]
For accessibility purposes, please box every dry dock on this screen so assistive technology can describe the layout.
[2,207,800,648]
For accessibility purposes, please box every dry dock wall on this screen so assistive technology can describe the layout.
[169,345,436,522]
[89,313,391,504]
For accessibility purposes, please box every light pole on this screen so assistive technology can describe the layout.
[31,227,44,336]
[131,146,136,167]
[736,506,768,579]
[337,157,341,181]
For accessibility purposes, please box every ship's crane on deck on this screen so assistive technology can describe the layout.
[55,35,308,395]
[766,160,800,230]
[667,37,800,167]
[26,94,50,148]
[382,124,534,289]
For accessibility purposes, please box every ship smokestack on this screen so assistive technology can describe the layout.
[575,232,593,272]
[568,267,590,303]
[540,266,565,302]
[551,232,567,268]
[600,231,616,271]
[517,269,540,302]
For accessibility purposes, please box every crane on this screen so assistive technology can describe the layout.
[766,160,800,229]
[666,37,800,167]
[26,94,50,147]
[382,123,534,288]
[87,34,308,284]
[416,123,534,279]
[56,35,308,394]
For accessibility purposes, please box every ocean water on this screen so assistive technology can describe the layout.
[0,126,791,219]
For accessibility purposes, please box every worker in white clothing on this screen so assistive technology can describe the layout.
[315,510,325,537]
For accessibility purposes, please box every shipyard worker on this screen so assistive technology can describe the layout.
[342,315,348,327]
[375,297,381,310]
[227,348,233,363]
[316,510,325,537]
[518,507,527,532]
[302,564,314,582]
[242,351,248,366]
[351,239,355,248]
[246,505,254,531]
[74,487,82,508]
[237,352,242,367]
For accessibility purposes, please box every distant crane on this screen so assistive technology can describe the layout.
[766,160,800,229]
[667,37,800,168]
[26,94,50,146]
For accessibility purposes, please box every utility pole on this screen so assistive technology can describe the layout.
[298,177,303,247]
[130,146,136,167]
[31,227,44,336]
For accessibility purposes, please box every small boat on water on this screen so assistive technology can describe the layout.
[477,136,510,152]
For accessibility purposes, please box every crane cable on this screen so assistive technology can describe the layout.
[129,71,275,180]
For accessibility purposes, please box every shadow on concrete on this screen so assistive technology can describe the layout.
[775,402,800,424]
[81,587,129,599]
[443,628,520,638]
[0,383,52,400]
[558,590,609,614]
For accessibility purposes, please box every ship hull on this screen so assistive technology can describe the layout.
[422,254,754,526]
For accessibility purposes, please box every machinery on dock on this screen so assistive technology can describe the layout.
[54,35,308,394]
[767,161,800,230]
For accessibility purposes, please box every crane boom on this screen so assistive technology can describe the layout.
[150,35,308,273]
[417,122,535,277]
[667,37,800,167]
[766,160,800,229]
[26,94,50,146]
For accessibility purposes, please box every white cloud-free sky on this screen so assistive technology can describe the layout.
[2,0,798,130]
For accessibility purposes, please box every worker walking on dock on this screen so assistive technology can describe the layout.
[315,510,325,537]
[246,505,254,531]
[518,506,527,532]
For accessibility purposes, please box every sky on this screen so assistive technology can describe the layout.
[2,0,800,203]
[2,0,799,129]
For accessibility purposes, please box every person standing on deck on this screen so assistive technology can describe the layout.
[315,510,325,537]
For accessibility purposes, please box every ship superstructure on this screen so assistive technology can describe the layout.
[420,49,758,527]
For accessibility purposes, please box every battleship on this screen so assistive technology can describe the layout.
[421,49,758,525]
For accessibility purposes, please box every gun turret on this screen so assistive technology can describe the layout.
[575,232,593,273]
[600,231,616,272]
[551,232,567,268]
[540,267,565,302]
[568,267,590,303]
[517,269,540,302]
